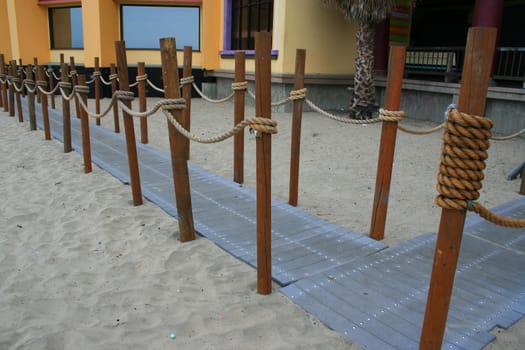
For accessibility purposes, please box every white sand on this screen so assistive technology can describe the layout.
[1,95,524,349]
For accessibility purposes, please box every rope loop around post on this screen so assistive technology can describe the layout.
[435,108,525,228]
[232,81,248,91]
[135,73,148,82]
[289,88,307,100]
[379,108,405,123]
[180,75,194,87]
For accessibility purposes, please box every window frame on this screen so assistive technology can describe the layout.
[119,4,201,51]
[221,0,278,58]
[48,5,84,50]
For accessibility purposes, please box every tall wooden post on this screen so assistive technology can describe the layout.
[115,41,143,206]
[26,64,36,130]
[8,63,15,116]
[520,166,525,195]
[94,57,101,126]
[369,47,405,240]
[70,57,81,118]
[255,32,273,295]
[110,63,120,133]
[33,58,40,104]
[12,61,23,122]
[137,62,148,144]
[0,54,7,112]
[37,66,51,140]
[182,46,193,160]
[78,75,92,173]
[0,55,3,109]
[288,49,306,206]
[419,27,497,350]
[159,37,196,242]
[61,62,72,153]
[233,51,246,184]
[48,66,56,109]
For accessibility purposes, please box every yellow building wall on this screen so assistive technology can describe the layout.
[217,0,357,76]
[5,0,49,64]
[0,0,12,60]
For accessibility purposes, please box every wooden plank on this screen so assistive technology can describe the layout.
[233,51,246,184]
[419,27,498,350]
[7,61,14,116]
[159,37,195,242]
[182,46,192,160]
[37,66,51,140]
[115,40,143,206]
[0,54,7,112]
[61,62,72,153]
[369,46,405,240]
[288,49,306,207]
[94,57,101,126]
[12,60,23,122]
[26,64,36,130]
[69,56,81,118]
[255,31,273,294]
[110,63,120,133]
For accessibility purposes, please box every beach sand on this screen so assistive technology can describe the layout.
[1,95,524,349]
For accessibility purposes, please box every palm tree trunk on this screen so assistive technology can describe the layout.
[350,21,376,119]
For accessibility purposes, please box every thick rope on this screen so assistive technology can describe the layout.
[232,81,248,91]
[163,109,277,143]
[435,108,525,228]
[76,90,134,119]
[119,97,184,118]
[492,127,525,141]
[192,82,235,103]
[146,79,165,93]
[180,76,194,87]
[99,74,113,86]
[305,98,383,124]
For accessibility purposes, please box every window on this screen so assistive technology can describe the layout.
[49,7,84,49]
[230,0,273,50]
[121,5,200,50]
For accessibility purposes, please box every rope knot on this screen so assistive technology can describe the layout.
[58,81,72,89]
[115,90,135,101]
[180,76,194,86]
[159,98,186,111]
[24,79,35,87]
[92,71,101,77]
[36,80,48,87]
[232,81,248,91]
[289,88,307,100]
[109,74,118,81]
[247,117,278,136]
[435,108,493,211]
[379,108,405,123]
[74,85,90,94]
[69,70,77,77]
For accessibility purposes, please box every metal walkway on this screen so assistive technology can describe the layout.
[22,101,525,349]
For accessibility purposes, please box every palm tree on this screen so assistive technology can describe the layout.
[322,0,395,119]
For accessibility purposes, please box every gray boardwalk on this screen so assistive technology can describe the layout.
[22,101,525,349]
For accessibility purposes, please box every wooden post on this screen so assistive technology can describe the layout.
[182,46,192,160]
[8,62,14,116]
[520,165,525,195]
[33,58,40,103]
[137,62,148,144]
[70,57,81,118]
[255,32,273,295]
[48,66,56,109]
[26,64,36,130]
[37,66,51,140]
[115,40,143,206]
[233,51,246,184]
[78,75,92,173]
[159,37,196,242]
[61,62,72,153]
[12,61,24,122]
[0,54,7,112]
[419,27,497,350]
[94,57,101,126]
[288,49,306,206]
[0,55,3,109]
[369,46,406,240]
[110,63,120,133]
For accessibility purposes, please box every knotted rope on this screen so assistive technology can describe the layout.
[435,108,525,228]
[180,76,194,87]
[232,81,248,91]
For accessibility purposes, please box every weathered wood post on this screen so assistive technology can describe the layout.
[115,40,143,206]
[94,57,101,126]
[288,49,306,207]
[110,63,120,133]
[233,51,246,184]
[182,46,193,160]
[61,62,72,153]
[69,57,81,118]
[12,61,24,122]
[137,62,148,144]
[159,37,196,242]
[33,58,40,103]
[78,74,92,173]
[419,27,497,350]
[369,2,413,240]
[48,66,56,109]
[8,62,15,116]
[255,31,273,295]
[26,64,37,130]
[520,166,525,195]
[37,66,51,140]
[0,54,7,112]
[0,55,3,109]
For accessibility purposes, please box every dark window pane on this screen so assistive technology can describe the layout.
[121,5,200,50]
[49,7,83,49]
[231,0,273,50]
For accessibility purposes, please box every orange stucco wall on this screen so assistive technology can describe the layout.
[0,0,12,60]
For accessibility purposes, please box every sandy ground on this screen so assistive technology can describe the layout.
[1,93,524,349]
